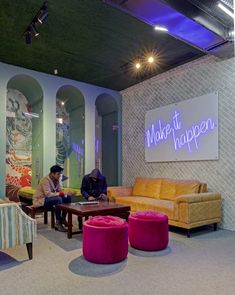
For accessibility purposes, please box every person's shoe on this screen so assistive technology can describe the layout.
[55,222,67,232]
[61,218,68,227]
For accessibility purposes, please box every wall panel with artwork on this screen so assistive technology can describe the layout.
[6,75,43,200]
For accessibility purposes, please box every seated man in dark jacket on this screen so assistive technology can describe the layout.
[81,168,108,201]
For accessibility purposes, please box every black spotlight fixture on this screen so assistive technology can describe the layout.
[24,24,39,44]
[29,24,40,37]
[25,31,32,44]
[24,1,48,44]
[37,1,48,24]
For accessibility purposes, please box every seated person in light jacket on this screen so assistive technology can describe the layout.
[81,168,108,201]
[33,165,72,232]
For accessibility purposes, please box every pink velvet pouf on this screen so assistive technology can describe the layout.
[129,211,169,251]
[82,215,128,264]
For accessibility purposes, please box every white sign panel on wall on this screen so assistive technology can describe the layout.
[145,92,218,162]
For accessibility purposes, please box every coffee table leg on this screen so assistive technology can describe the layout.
[78,216,83,229]
[67,212,73,239]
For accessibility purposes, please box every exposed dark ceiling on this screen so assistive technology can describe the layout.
[0,0,234,91]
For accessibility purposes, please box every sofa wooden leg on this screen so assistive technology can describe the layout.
[26,242,33,260]
[213,223,218,231]
[187,229,191,238]
[78,216,83,229]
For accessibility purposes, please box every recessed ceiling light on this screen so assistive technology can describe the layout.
[154,26,168,32]
[135,63,141,69]
[148,56,154,63]
[217,2,234,18]
[221,0,233,10]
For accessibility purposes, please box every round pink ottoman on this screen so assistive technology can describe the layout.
[82,215,128,264]
[129,211,168,251]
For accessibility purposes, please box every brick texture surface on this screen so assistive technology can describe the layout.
[121,55,235,230]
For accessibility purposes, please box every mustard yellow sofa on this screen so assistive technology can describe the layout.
[108,177,221,237]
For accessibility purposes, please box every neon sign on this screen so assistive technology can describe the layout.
[145,92,218,162]
[146,111,216,153]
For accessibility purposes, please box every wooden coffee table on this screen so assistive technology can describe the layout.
[57,202,131,238]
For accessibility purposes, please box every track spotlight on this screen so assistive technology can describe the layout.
[37,1,48,23]
[38,10,48,24]
[23,1,48,44]
[25,31,32,44]
[29,24,40,37]
[37,10,48,24]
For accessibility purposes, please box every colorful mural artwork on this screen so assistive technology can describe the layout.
[6,89,32,199]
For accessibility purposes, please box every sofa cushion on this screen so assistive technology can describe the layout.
[63,187,81,197]
[132,178,148,196]
[145,178,162,199]
[132,177,162,199]
[131,210,167,220]
[18,186,35,200]
[114,196,177,220]
[86,215,126,227]
[160,179,200,201]
[18,186,81,200]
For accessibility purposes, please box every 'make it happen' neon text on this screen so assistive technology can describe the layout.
[146,111,216,153]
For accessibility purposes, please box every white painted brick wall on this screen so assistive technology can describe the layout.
[121,55,235,230]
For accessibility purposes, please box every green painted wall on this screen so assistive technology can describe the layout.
[102,111,118,186]
[68,106,85,188]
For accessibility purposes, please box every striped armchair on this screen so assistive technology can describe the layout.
[0,199,36,259]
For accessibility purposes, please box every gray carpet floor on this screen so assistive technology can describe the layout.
[1,220,235,295]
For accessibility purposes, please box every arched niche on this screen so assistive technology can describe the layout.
[6,75,43,198]
[95,93,118,186]
[56,85,85,188]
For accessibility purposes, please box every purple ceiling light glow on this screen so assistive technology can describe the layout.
[107,0,226,50]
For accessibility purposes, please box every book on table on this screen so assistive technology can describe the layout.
[77,201,99,205]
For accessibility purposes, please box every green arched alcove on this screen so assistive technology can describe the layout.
[56,85,85,188]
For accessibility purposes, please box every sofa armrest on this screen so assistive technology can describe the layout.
[0,202,37,249]
[107,186,132,198]
[176,192,221,203]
